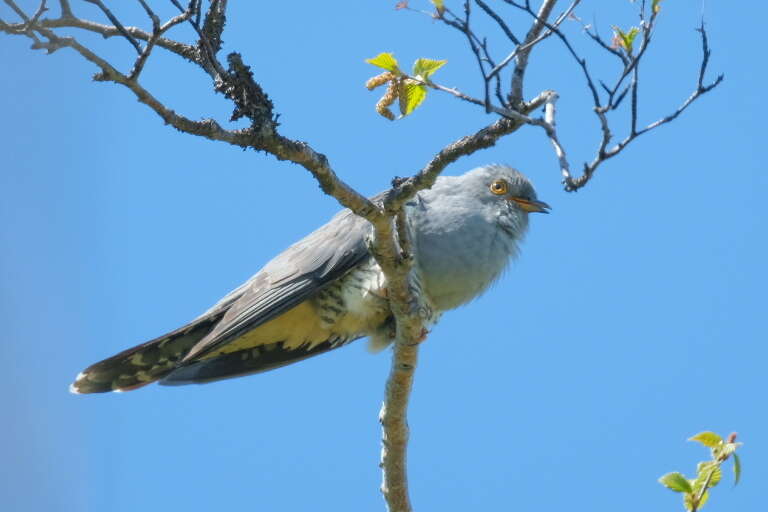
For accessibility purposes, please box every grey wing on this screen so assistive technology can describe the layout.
[182,207,373,361]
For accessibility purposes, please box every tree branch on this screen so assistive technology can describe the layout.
[83,0,142,53]
[508,0,559,105]
[27,13,200,63]
[563,21,724,191]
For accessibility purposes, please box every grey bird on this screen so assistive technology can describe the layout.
[70,164,549,394]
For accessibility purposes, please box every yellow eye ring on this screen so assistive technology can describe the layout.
[489,179,508,195]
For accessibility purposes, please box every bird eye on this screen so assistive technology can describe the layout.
[489,179,508,195]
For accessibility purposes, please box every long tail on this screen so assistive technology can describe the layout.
[69,313,223,394]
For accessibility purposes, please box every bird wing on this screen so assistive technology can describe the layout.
[181,207,372,362]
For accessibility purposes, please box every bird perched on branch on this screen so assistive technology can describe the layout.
[70,164,549,394]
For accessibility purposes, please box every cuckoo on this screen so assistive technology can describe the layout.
[70,164,549,393]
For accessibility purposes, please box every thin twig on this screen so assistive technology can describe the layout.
[488,0,579,83]
[531,92,571,182]
[692,464,718,512]
[83,0,142,53]
[58,0,72,18]
[136,0,160,32]
[3,0,30,22]
[583,25,629,65]
[563,23,723,191]
[26,0,47,28]
[30,14,199,62]
[128,7,193,80]
[509,0,561,104]
[169,0,227,79]
[475,0,520,44]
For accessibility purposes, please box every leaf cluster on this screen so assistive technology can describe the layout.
[658,431,742,512]
[365,53,446,120]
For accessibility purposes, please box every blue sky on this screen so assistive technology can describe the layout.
[1,1,764,511]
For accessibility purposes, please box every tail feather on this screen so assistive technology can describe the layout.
[160,338,354,386]
[70,313,223,394]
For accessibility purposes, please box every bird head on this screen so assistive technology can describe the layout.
[466,164,550,237]
[476,164,549,210]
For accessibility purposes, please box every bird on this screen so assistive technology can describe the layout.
[70,164,549,394]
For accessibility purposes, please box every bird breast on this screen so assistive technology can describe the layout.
[413,207,521,312]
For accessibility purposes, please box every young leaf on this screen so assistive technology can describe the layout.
[699,490,710,509]
[431,0,445,16]
[719,441,741,459]
[412,58,447,81]
[695,462,722,488]
[683,492,693,512]
[398,80,427,116]
[652,0,662,14]
[689,431,723,448]
[733,453,741,486]
[612,26,640,54]
[366,53,401,73]
[659,472,693,493]
[684,490,709,512]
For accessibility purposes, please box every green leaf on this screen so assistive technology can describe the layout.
[719,441,741,459]
[365,53,401,73]
[689,432,723,448]
[652,0,662,13]
[398,80,427,116]
[696,462,722,488]
[699,490,710,509]
[613,26,640,53]
[683,492,693,512]
[659,472,693,493]
[684,490,710,512]
[431,0,445,16]
[733,453,741,486]
[412,58,447,81]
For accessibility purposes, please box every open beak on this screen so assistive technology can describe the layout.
[510,197,551,214]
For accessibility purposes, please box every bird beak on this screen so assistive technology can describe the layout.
[510,197,551,214]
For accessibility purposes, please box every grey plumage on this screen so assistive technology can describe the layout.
[70,164,548,393]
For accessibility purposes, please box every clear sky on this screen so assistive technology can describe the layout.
[1,2,764,511]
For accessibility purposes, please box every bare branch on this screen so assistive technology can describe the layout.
[59,0,73,18]
[582,23,629,65]
[475,0,520,45]
[563,22,724,191]
[530,92,572,183]
[508,0,559,104]
[3,0,30,22]
[630,61,639,135]
[128,7,193,80]
[379,337,418,512]
[136,0,160,32]
[83,0,142,53]
[170,0,227,79]
[490,0,579,85]
[27,0,47,26]
[26,15,199,62]
[438,3,496,107]
[507,4,601,109]
[201,0,227,55]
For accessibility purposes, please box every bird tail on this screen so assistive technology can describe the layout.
[69,313,223,394]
